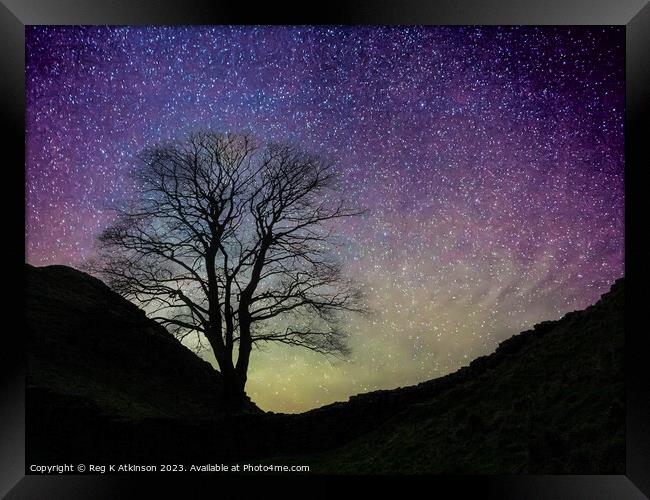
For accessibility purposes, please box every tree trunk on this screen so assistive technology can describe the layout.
[234,307,253,410]
[205,329,247,412]
[221,368,247,411]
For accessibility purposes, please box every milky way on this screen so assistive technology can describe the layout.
[26,26,624,412]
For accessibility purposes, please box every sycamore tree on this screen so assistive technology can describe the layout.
[90,131,364,409]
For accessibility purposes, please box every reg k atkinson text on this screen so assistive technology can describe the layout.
[30,463,310,473]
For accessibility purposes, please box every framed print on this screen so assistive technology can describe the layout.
[4,0,650,497]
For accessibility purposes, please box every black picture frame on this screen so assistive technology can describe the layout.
[4,1,649,497]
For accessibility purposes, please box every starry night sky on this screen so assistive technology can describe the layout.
[26,26,624,413]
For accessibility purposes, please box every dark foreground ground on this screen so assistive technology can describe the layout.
[25,264,624,473]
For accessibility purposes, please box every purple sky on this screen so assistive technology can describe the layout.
[25,26,624,412]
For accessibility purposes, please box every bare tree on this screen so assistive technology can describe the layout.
[89,131,364,409]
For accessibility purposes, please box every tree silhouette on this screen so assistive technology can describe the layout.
[90,131,364,409]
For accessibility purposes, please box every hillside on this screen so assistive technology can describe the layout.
[26,263,261,462]
[280,278,625,473]
[25,264,624,473]
[26,263,261,418]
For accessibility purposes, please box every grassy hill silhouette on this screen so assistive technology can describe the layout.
[25,264,624,473]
